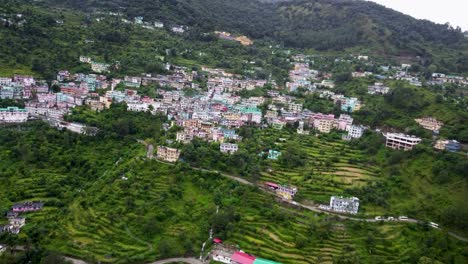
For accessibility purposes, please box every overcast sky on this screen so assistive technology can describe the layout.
[370,0,468,31]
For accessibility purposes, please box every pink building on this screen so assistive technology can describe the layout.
[12,202,44,212]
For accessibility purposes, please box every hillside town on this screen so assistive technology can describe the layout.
[0,53,465,156]
[0,53,465,241]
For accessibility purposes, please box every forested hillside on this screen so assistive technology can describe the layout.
[39,0,468,72]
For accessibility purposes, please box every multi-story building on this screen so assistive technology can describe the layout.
[157,146,180,162]
[0,77,12,85]
[346,125,366,139]
[336,114,353,131]
[329,196,360,214]
[384,133,421,151]
[0,107,28,123]
[315,118,335,133]
[288,103,303,113]
[176,131,194,144]
[220,143,238,154]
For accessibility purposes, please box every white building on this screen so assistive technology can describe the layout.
[384,133,421,151]
[288,103,303,113]
[330,196,360,214]
[346,125,366,139]
[0,107,28,123]
[368,83,390,95]
[171,26,185,33]
[220,143,238,154]
[212,250,232,264]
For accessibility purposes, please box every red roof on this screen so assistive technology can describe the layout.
[213,238,223,244]
[265,182,279,188]
[232,251,256,264]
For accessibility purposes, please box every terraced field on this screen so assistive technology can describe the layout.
[258,130,380,204]
[1,124,466,264]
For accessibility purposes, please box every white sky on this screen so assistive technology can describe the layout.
[370,0,468,31]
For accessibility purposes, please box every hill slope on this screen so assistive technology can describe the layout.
[40,0,468,71]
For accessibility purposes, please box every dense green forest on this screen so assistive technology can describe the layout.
[0,0,290,81]
[38,0,468,73]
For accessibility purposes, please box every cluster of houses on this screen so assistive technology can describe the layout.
[96,13,186,34]
[79,56,113,73]
[0,202,43,235]
[286,62,318,92]
[430,73,468,86]
[0,73,99,133]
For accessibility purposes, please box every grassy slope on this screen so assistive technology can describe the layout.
[0,120,466,263]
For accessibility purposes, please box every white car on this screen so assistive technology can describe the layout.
[429,222,439,229]
[375,216,383,221]
[387,217,395,221]
[398,216,409,221]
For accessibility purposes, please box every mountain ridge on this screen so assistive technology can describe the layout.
[38,0,467,72]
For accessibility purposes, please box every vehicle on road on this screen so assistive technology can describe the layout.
[375,216,383,221]
[387,216,395,221]
[398,216,408,221]
[429,222,439,229]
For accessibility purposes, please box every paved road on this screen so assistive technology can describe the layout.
[63,257,203,264]
[147,258,203,264]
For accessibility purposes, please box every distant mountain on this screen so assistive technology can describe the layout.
[32,0,468,71]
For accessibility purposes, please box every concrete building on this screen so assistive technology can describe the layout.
[368,83,389,95]
[330,196,360,214]
[288,103,303,113]
[346,125,366,139]
[384,133,421,151]
[220,143,239,154]
[0,107,28,123]
[157,146,180,162]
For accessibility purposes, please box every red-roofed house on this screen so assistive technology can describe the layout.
[265,182,279,190]
[232,251,256,264]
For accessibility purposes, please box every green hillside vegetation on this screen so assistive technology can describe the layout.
[40,0,468,73]
[0,1,290,82]
[178,125,468,236]
[0,108,467,263]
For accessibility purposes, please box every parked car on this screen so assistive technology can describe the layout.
[375,216,383,221]
[398,216,408,221]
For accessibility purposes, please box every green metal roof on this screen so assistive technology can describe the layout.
[254,258,281,264]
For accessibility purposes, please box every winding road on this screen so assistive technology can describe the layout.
[138,141,468,243]
[64,257,203,264]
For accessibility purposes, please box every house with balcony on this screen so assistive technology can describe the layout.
[384,133,421,151]
[156,146,180,162]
